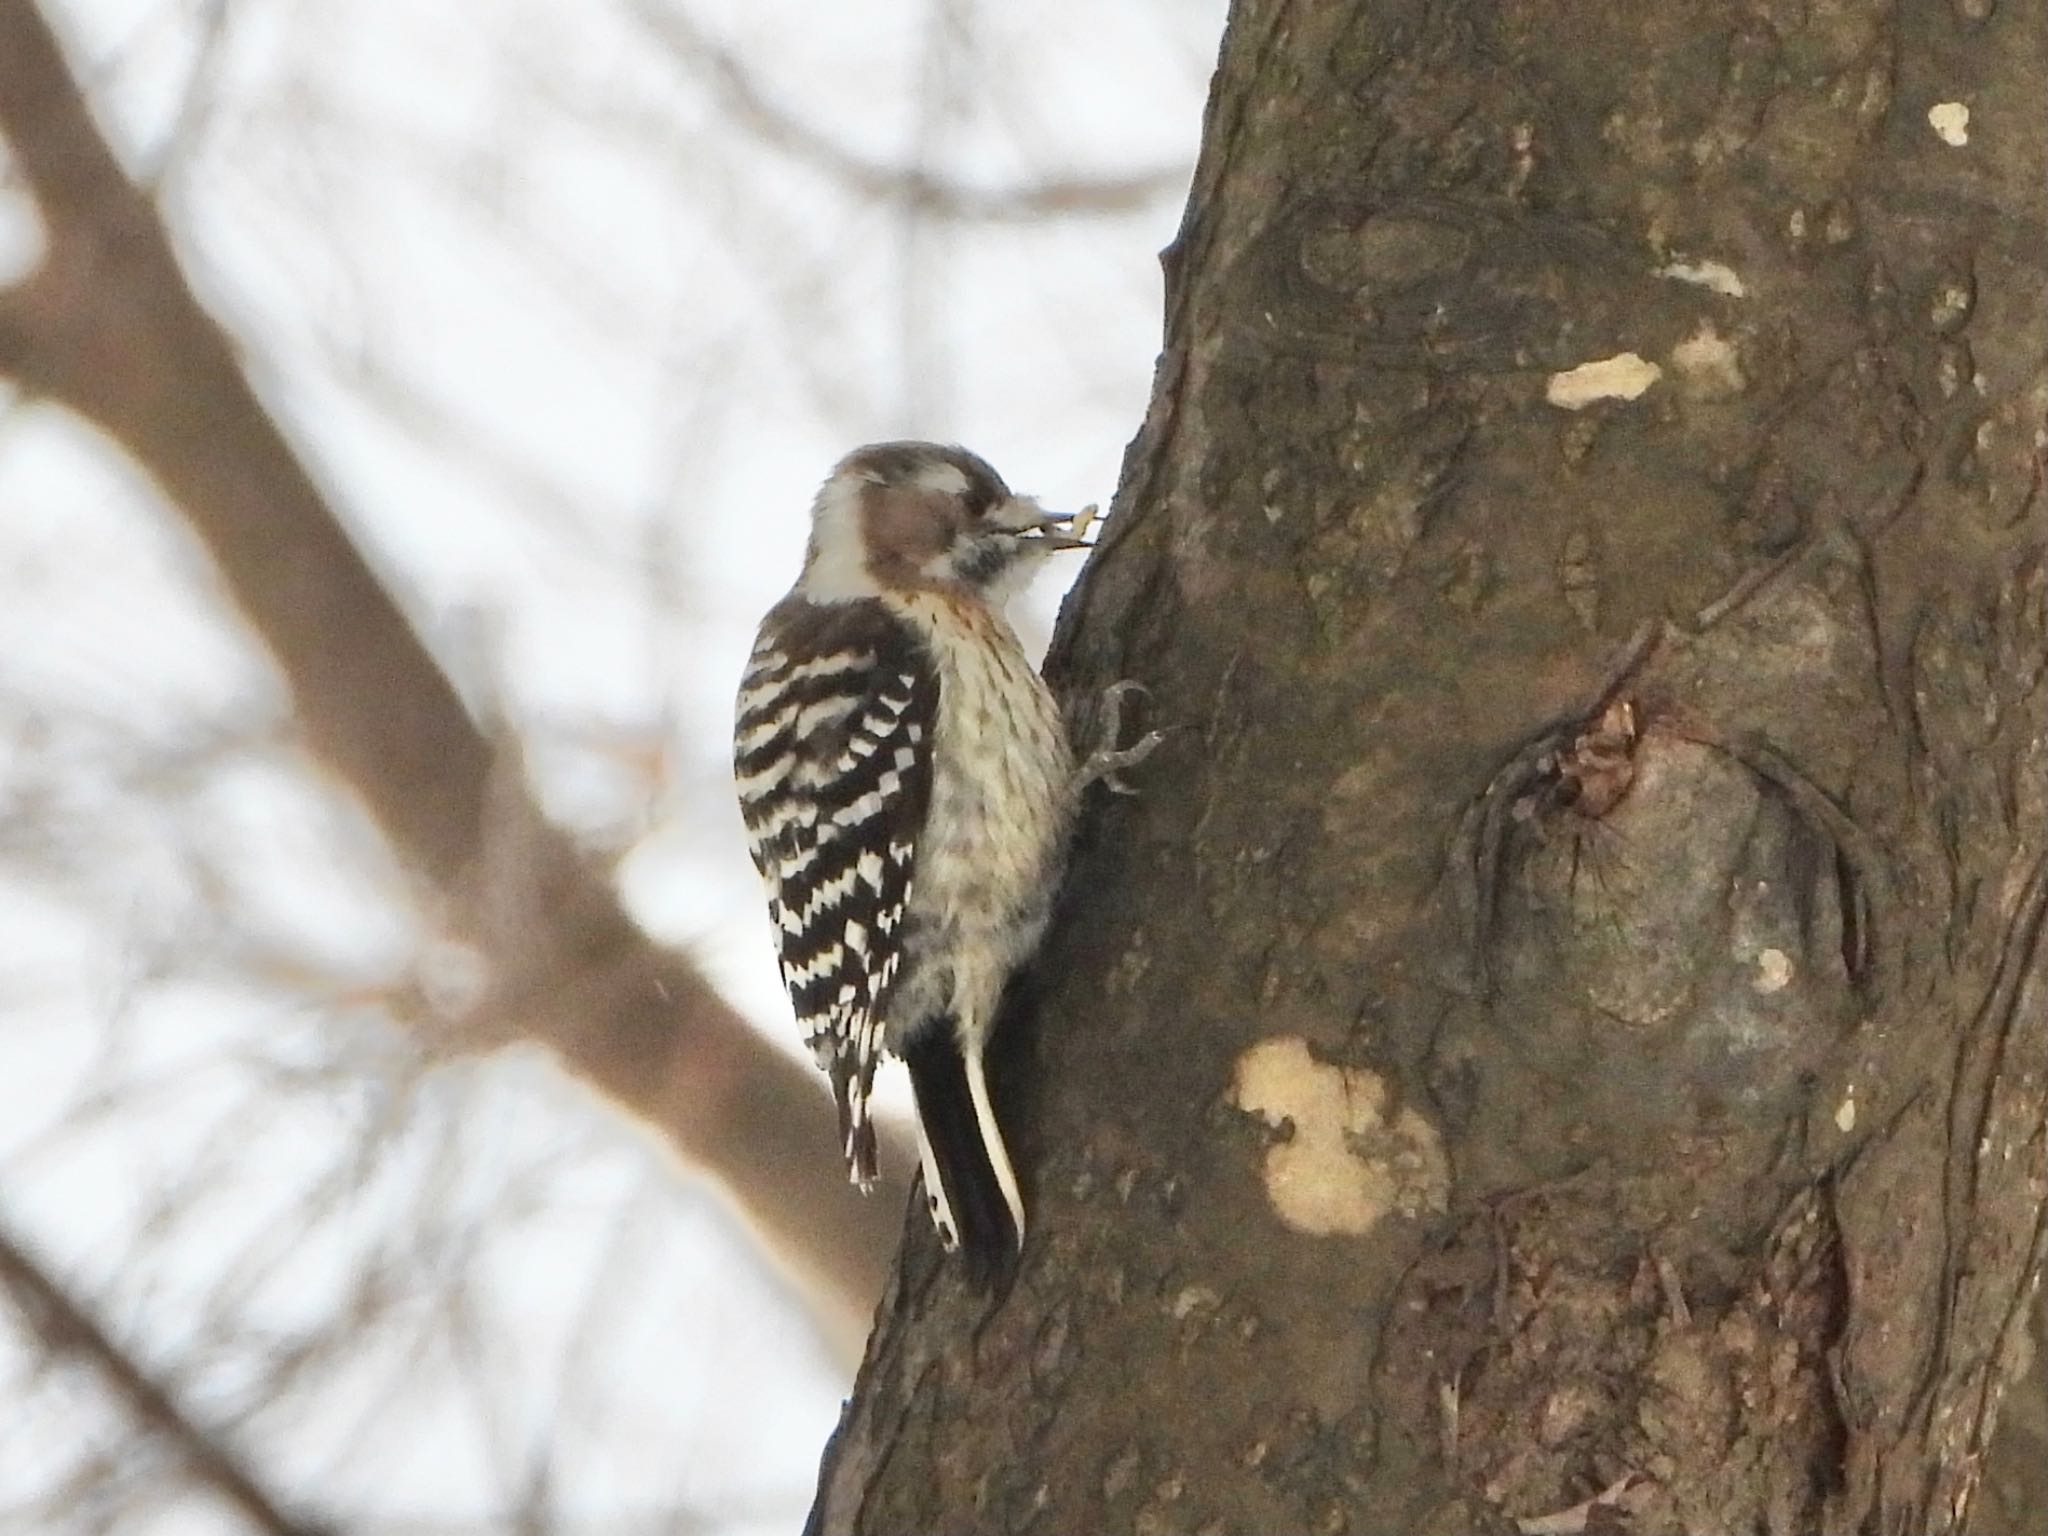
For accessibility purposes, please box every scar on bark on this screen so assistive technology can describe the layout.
[1445,625,1890,1006]
[1664,724,1894,1003]
[1446,624,1658,995]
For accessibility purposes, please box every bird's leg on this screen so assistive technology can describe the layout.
[1073,680,1166,796]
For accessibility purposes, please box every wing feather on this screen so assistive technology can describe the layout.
[735,600,936,1186]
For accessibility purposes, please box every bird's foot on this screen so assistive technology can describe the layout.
[1073,680,1166,796]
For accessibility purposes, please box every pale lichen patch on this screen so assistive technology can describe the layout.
[1657,257,1747,298]
[1753,947,1794,993]
[1928,101,1970,146]
[1545,352,1662,410]
[1230,1035,1449,1236]
[1670,323,1745,398]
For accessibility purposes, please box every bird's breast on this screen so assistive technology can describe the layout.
[892,595,1074,940]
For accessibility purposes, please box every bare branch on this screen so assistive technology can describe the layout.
[0,281,30,378]
[0,1215,337,1536]
[0,0,902,1361]
[626,0,1186,221]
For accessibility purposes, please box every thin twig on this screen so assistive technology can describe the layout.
[0,1216,338,1536]
[627,0,1185,222]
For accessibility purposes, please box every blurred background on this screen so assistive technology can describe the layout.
[0,1,1223,1530]
[8,5,2041,1534]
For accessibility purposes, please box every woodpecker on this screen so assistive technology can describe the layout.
[734,441,1153,1271]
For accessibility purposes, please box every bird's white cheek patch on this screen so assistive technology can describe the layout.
[1230,1036,1450,1236]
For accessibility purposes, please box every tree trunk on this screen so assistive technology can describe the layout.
[811,2,2047,1532]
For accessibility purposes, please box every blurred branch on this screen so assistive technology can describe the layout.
[138,0,232,187]
[628,0,1185,221]
[0,0,901,1363]
[0,1216,336,1536]
[0,285,31,380]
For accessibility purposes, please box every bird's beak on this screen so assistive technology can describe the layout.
[1014,504,1098,552]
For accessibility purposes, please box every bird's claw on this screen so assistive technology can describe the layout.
[1092,732,1166,795]
[1075,680,1166,796]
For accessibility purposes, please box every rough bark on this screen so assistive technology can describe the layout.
[0,0,906,1364]
[812,2,2047,1532]
[1975,1301,2046,1536]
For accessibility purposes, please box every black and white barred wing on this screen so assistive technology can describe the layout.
[733,603,935,1187]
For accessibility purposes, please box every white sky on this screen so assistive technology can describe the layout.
[0,0,1223,1530]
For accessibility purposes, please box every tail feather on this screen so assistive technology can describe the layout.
[833,1039,881,1191]
[903,1025,1023,1279]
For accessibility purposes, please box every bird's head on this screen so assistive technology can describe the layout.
[799,441,1089,604]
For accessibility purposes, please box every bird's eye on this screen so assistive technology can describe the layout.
[944,481,984,520]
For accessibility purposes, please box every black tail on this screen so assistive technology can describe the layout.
[903,1025,1020,1282]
